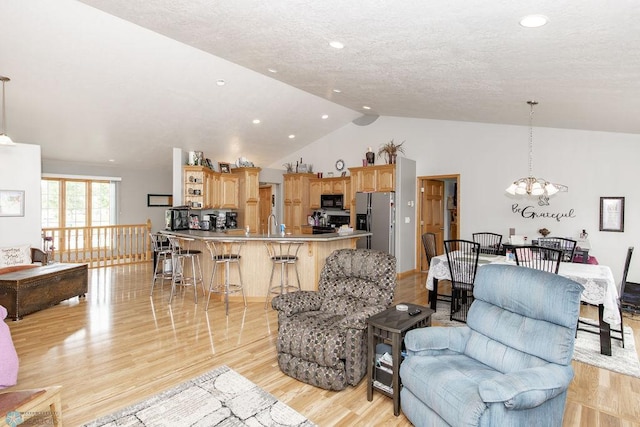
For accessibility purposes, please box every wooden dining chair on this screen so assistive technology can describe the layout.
[514,246,562,274]
[444,239,480,323]
[537,237,577,262]
[472,232,503,255]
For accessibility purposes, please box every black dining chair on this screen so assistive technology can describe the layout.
[537,237,577,262]
[472,232,503,255]
[444,239,480,323]
[424,232,452,310]
[514,245,563,274]
[578,246,633,348]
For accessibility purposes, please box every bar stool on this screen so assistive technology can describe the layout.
[204,240,246,314]
[166,235,204,303]
[264,241,304,308]
[150,233,173,296]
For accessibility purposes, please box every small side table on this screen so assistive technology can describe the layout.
[366,303,434,416]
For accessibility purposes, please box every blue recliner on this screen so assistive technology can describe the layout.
[400,264,583,427]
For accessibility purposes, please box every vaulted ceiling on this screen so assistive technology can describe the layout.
[1,0,639,170]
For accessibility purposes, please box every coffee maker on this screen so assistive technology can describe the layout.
[225,212,238,229]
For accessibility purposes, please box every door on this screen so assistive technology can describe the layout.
[421,180,445,270]
[259,186,273,234]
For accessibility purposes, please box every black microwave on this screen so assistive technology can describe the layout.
[321,194,344,210]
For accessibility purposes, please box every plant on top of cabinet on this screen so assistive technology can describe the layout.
[378,139,405,164]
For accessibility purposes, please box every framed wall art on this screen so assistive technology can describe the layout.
[0,190,25,217]
[218,162,231,173]
[147,194,173,207]
[599,196,625,232]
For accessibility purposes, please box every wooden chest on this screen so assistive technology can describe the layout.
[0,263,88,320]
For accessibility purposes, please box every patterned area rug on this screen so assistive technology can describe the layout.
[83,365,316,426]
[431,303,640,378]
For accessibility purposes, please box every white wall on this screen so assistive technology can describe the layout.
[43,159,172,233]
[0,143,42,248]
[270,116,640,282]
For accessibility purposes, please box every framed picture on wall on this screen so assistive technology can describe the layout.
[147,194,173,207]
[0,190,25,217]
[218,162,231,173]
[599,196,624,232]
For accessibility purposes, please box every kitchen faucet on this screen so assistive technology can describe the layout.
[267,213,277,236]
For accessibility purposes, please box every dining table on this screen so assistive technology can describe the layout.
[426,253,620,356]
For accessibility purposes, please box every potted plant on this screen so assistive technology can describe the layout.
[378,139,405,164]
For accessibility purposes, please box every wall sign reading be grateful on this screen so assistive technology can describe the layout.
[511,204,576,222]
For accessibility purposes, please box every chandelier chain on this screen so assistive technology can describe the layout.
[528,100,537,177]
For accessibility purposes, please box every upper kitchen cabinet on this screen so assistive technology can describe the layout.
[183,165,238,209]
[349,164,395,193]
[309,176,351,210]
[232,167,261,232]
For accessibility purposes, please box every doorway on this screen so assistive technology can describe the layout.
[417,175,460,271]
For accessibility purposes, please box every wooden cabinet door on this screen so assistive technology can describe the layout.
[244,169,260,202]
[377,166,395,192]
[343,178,351,209]
[244,201,259,233]
[321,181,333,195]
[284,175,294,203]
[309,180,321,209]
[219,175,238,208]
[361,169,377,192]
[331,179,344,195]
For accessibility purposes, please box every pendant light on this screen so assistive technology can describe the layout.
[0,76,16,146]
[505,101,565,197]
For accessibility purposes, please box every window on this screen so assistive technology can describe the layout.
[41,177,118,229]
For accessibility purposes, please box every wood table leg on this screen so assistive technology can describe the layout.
[429,278,439,311]
[598,304,612,356]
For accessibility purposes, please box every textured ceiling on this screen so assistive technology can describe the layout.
[1,0,639,169]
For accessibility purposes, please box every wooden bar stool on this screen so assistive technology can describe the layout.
[264,241,304,309]
[166,235,204,304]
[204,240,246,314]
[149,233,172,296]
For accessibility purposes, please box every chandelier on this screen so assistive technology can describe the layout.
[506,101,565,197]
[0,75,15,146]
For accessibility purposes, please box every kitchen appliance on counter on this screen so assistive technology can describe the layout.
[225,211,238,229]
[355,192,395,255]
[165,207,190,231]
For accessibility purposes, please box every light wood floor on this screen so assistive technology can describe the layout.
[4,263,640,426]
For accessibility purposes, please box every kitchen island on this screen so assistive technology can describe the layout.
[160,229,371,302]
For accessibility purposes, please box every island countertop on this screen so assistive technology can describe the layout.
[157,229,370,303]
[161,229,371,241]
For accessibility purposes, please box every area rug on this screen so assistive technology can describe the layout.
[431,302,640,378]
[83,365,316,427]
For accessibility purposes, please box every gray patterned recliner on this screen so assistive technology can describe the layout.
[271,249,397,390]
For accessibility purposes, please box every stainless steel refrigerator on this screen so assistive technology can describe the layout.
[355,192,395,255]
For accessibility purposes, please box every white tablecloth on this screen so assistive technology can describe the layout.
[426,254,620,327]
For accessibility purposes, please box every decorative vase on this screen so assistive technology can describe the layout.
[365,148,375,165]
[388,153,397,164]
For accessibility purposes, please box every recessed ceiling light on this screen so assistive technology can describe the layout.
[519,15,548,28]
[108,159,115,162]
[329,41,344,49]
[332,89,342,93]
[216,79,225,86]
[252,119,261,124]
[363,105,371,110]
[267,68,278,73]
[321,114,329,120]
[288,134,296,139]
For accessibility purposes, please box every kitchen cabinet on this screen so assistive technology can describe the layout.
[308,177,351,210]
[184,166,239,209]
[349,165,395,193]
[219,174,239,209]
[232,167,261,232]
[283,173,315,234]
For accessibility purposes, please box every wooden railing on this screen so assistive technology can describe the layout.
[42,219,152,268]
